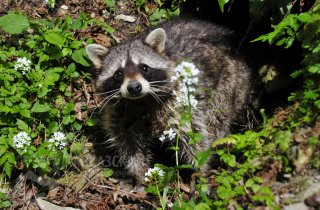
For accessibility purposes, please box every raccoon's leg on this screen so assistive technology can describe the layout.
[125,149,150,184]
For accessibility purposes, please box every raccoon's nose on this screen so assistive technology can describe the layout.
[127,80,142,96]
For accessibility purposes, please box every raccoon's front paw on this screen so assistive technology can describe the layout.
[126,153,149,183]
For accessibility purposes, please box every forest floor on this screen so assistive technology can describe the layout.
[2,1,320,210]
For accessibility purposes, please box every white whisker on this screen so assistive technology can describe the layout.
[94,88,120,95]
[150,84,173,91]
[99,91,121,114]
[149,90,164,105]
[149,79,171,84]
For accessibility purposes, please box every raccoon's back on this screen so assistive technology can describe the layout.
[158,19,235,59]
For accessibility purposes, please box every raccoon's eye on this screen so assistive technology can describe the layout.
[139,64,150,73]
[114,71,123,80]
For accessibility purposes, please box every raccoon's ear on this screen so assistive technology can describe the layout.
[145,28,166,53]
[86,44,108,68]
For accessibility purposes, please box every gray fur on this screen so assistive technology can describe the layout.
[86,19,253,183]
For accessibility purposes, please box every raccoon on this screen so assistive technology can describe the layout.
[86,19,253,184]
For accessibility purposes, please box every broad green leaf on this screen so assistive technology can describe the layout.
[298,13,313,23]
[72,50,90,67]
[70,142,83,155]
[44,31,66,47]
[16,119,29,131]
[70,40,82,49]
[48,122,59,134]
[0,154,8,166]
[31,102,50,113]
[44,69,60,86]
[102,168,113,178]
[62,115,74,124]
[0,13,29,34]
[72,122,82,131]
[70,18,83,30]
[0,146,7,157]
[62,103,74,114]
[60,149,71,169]
[62,48,72,56]
[20,110,31,118]
[4,162,12,177]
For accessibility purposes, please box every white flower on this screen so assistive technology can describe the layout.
[14,57,31,74]
[159,128,176,142]
[167,202,173,208]
[144,166,165,182]
[44,0,55,8]
[48,132,67,150]
[13,132,31,149]
[171,61,199,108]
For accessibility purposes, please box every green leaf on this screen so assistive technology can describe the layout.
[70,142,83,155]
[44,69,60,86]
[189,132,202,145]
[16,119,29,131]
[4,162,12,177]
[44,31,66,47]
[104,0,116,11]
[0,146,8,157]
[70,19,83,30]
[20,109,31,118]
[136,0,145,7]
[180,113,192,125]
[298,13,313,23]
[0,13,29,34]
[86,118,98,126]
[31,102,50,113]
[150,9,167,21]
[71,50,90,67]
[62,115,74,124]
[217,0,230,13]
[72,122,82,131]
[0,154,8,166]
[194,149,213,168]
[62,103,75,114]
[275,130,292,152]
[48,122,59,134]
[60,149,71,169]
[69,40,82,49]
[102,168,113,178]
[62,48,72,56]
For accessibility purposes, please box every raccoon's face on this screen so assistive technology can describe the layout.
[86,28,174,100]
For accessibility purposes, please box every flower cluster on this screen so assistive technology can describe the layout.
[171,61,200,108]
[48,132,67,150]
[159,128,176,142]
[13,132,31,149]
[144,166,165,182]
[14,57,32,75]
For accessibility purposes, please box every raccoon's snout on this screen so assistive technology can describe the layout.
[127,80,142,96]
